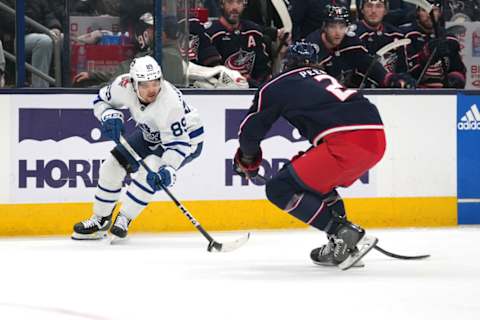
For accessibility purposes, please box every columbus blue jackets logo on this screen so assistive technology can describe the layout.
[187,34,200,61]
[381,52,399,73]
[179,34,200,61]
[225,50,256,76]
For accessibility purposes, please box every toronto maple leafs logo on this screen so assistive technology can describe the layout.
[225,49,256,76]
[139,123,162,144]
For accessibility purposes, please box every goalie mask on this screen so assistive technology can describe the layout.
[284,42,320,70]
[130,56,163,103]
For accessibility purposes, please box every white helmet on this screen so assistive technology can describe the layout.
[129,56,163,99]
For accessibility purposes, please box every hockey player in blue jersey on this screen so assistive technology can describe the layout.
[306,4,414,88]
[72,56,204,240]
[233,42,385,270]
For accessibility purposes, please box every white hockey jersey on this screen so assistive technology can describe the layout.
[93,74,204,170]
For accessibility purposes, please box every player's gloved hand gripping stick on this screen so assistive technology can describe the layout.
[118,136,250,252]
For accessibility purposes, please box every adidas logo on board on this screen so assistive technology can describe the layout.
[458,104,480,130]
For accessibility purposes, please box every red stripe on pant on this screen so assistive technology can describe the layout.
[291,129,386,194]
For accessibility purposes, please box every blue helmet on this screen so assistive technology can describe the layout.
[284,42,319,69]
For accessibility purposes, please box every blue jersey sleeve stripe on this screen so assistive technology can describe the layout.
[163,141,191,147]
[188,127,204,139]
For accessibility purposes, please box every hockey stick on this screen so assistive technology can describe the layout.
[374,243,430,260]
[271,0,292,33]
[119,136,250,252]
[251,174,430,260]
[358,38,411,89]
[415,46,437,86]
[403,0,433,13]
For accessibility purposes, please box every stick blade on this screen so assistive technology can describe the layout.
[374,245,431,260]
[208,232,250,253]
[339,235,378,271]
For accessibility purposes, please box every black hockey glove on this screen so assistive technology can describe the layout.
[445,71,466,89]
[423,38,450,61]
[384,72,416,89]
[233,148,262,179]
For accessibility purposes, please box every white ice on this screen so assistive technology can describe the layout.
[0,227,479,320]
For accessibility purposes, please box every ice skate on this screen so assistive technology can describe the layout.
[109,213,131,243]
[310,235,365,268]
[71,213,112,240]
[311,221,376,270]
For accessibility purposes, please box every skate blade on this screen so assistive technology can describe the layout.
[339,235,378,271]
[109,234,128,245]
[313,260,365,268]
[71,231,108,241]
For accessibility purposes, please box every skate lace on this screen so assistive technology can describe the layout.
[82,215,102,228]
[333,238,347,258]
[115,215,130,231]
[319,237,335,256]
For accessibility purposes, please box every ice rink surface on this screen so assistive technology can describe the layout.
[0,226,479,320]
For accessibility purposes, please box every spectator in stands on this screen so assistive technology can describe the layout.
[73,11,156,87]
[0,0,61,87]
[204,0,272,87]
[400,0,466,88]
[353,0,409,76]
[355,0,416,26]
[73,12,221,87]
[0,39,5,87]
[25,0,63,87]
[290,0,351,41]
[119,0,153,33]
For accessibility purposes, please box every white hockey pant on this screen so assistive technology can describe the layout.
[93,154,163,220]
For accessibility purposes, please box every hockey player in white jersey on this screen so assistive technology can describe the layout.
[72,56,204,240]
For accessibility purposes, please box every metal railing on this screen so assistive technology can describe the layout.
[0,1,62,87]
